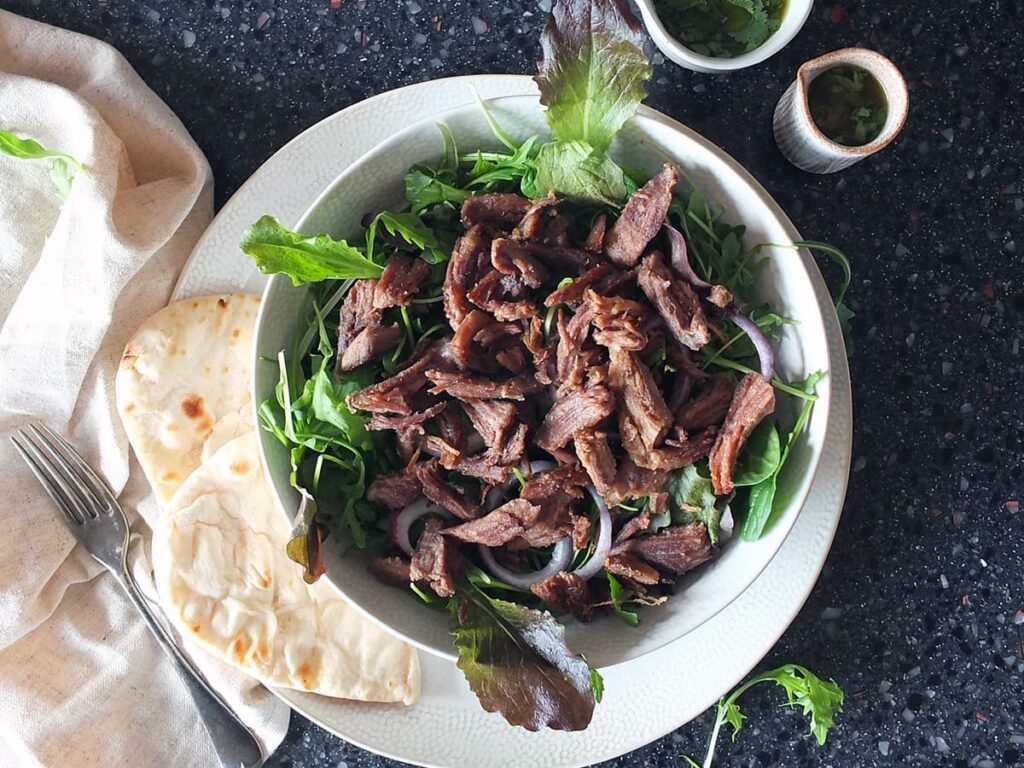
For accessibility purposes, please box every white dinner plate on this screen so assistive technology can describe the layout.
[172,74,852,768]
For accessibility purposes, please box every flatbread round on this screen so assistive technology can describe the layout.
[116,294,259,504]
[152,432,420,704]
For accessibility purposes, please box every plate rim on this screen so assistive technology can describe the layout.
[175,73,851,768]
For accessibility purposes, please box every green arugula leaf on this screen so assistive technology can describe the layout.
[732,419,780,486]
[404,164,471,215]
[368,211,448,264]
[451,586,596,731]
[606,572,640,627]
[589,669,605,703]
[664,465,722,544]
[535,0,652,151]
[695,662,844,767]
[739,371,825,540]
[533,140,627,206]
[240,215,383,285]
[0,129,86,199]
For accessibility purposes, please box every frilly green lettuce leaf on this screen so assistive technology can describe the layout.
[533,140,627,206]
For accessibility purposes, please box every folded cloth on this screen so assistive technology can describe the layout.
[0,11,289,766]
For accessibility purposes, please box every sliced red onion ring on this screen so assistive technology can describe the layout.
[665,224,711,289]
[478,537,573,591]
[571,485,612,582]
[729,310,776,380]
[391,499,452,556]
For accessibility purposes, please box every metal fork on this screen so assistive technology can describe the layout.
[11,423,266,768]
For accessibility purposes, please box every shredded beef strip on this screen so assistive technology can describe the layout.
[585,289,652,351]
[676,376,735,431]
[574,431,616,495]
[605,457,669,507]
[584,213,607,253]
[607,346,673,449]
[369,556,412,587]
[571,514,591,550]
[436,406,467,454]
[512,191,558,240]
[409,518,466,597]
[620,411,717,471]
[368,400,447,432]
[535,386,616,452]
[346,349,436,415]
[555,306,598,391]
[604,553,661,585]
[708,284,733,308]
[466,269,537,321]
[613,494,662,546]
[709,372,776,495]
[450,309,496,371]
[530,572,596,622]
[395,427,422,464]
[636,251,711,351]
[442,499,542,547]
[425,369,543,401]
[444,224,490,329]
[543,263,614,308]
[490,238,549,288]
[625,522,711,576]
[512,465,589,547]
[604,164,679,268]
[337,279,382,356]
[338,325,402,372]
[461,192,532,229]
[367,471,422,510]
[414,460,478,519]
[461,399,517,447]
[373,253,431,309]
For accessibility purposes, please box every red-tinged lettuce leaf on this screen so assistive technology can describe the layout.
[535,0,652,152]
[285,489,326,583]
[450,588,596,731]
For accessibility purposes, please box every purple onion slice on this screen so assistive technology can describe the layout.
[571,485,613,583]
[478,537,573,591]
[729,310,776,381]
[665,224,711,289]
[391,499,452,556]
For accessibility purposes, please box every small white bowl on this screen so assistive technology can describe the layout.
[635,0,814,73]
[253,94,833,668]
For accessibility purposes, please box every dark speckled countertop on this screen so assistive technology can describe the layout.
[6,1,1022,766]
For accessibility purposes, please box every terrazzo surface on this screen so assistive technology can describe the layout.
[4,1,1021,766]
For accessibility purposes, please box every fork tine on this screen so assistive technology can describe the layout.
[29,424,115,513]
[11,431,88,525]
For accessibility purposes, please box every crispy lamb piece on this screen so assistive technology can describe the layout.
[530,572,596,622]
[338,325,402,372]
[535,386,615,452]
[571,514,591,550]
[466,270,537,321]
[337,279,382,356]
[604,553,661,585]
[367,471,422,510]
[442,499,541,546]
[368,400,447,432]
[409,518,466,597]
[637,251,710,351]
[676,376,735,431]
[626,522,711,576]
[543,263,614,308]
[437,406,468,454]
[607,347,673,449]
[426,369,543,401]
[461,193,532,228]
[585,289,652,351]
[555,306,598,391]
[574,431,616,495]
[414,460,477,519]
[512,191,558,240]
[604,164,678,268]
[346,350,436,415]
[513,465,589,547]
[708,284,733,308]
[369,556,412,587]
[373,253,430,309]
[523,315,555,384]
[395,427,422,464]
[613,497,659,547]
[605,457,669,507]
[450,309,494,370]
[584,213,607,253]
[444,224,490,329]
[619,412,716,471]
[461,399,517,446]
[490,238,550,288]
[710,372,776,495]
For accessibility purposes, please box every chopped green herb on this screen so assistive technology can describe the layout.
[654,0,786,59]
[809,65,888,146]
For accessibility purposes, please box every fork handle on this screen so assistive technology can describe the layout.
[116,574,266,768]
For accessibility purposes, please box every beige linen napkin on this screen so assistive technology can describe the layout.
[0,11,289,766]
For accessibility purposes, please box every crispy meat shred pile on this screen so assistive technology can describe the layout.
[342,175,776,618]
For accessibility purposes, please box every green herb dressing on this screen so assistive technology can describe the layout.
[654,0,787,59]
[808,65,889,146]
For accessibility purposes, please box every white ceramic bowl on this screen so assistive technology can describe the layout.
[253,95,833,668]
[635,0,814,73]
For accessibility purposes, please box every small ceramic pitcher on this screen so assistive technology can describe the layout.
[773,48,909,174]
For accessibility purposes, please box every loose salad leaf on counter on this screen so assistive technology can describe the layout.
[0,128,86,199]
[451,587,596,732]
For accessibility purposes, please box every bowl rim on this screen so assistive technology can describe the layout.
[252,94,837,664]
[634,0,814,73]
